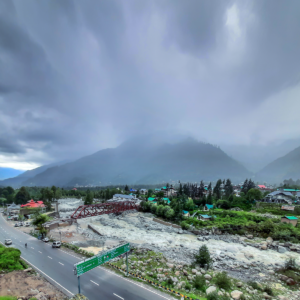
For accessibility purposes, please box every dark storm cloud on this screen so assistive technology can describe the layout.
[0,0,300,170]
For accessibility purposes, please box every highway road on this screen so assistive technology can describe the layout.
[0,214,173,300]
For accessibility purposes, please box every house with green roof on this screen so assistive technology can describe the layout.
[182,210,190,217]
[281,215,298,227]
[162,198,171,204]
[198,214,212,221]
[203,204,214,211]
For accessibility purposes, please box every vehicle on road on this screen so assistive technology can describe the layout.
[19,222,24,226]
[5,239,12,245]
[14,223,19,227]
[42,237,49,242]
[25,222,30,227]
[52,241,61,248]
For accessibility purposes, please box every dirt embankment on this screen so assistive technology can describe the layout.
[0,270,68,300]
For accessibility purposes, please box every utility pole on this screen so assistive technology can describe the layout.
[78,276,81,294]
[126,252,129,276]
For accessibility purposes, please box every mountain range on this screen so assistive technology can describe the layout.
[0,138,251,187]
[2,136,300,188]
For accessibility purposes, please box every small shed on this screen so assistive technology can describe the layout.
[281,216,298,227]
[198,214,212,221]
[182,210,190,217]
[203,204,214,211]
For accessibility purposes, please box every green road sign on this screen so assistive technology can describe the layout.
[75,243,130,276]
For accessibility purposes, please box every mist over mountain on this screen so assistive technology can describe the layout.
[256,145,300,184]
[221,138,300,173]
[7,137,251,187]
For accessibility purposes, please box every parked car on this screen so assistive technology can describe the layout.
[14,223,19,227]
[24,222,30,227]
[42,237,49,242]
[18,222,23,226]
[52,241,61,248]
[5,239,12,245]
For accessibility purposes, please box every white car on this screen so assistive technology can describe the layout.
[42,237,49,242]
[52,241,61,248]
[5,239,12,245]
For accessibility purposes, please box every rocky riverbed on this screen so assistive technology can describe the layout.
[72,211,300,284]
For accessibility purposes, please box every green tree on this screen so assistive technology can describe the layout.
[55,188,62,200]
[213,179,222,199]
[156,205,164,217]
[224,179,233,198]
[32,214,49,238]
[84,190,94,205]
[124,185,129,192]
[150,204,157,215]
[195,245,212,268]
[165,208,174,219]
[206,192,213,205]
[247,188,262,201]
[15,187,30,204]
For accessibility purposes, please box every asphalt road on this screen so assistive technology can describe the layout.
[0,214,172,300]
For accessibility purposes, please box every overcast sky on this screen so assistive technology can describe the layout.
[1,0,300,170]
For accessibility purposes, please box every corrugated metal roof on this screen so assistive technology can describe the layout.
[148,197,156,201]
[205,204,214,209]
[182,210,189,214]
[200,215,211,218]
[284,216,298,220]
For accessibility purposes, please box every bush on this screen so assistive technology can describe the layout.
[0,246,24,271]
[248,281,262,291]
[166,278,174,287]
[193,275,206,292]
[181,221,190,230]
[207,291,219,300]
[214,271,231,290]
[285,258,298,271]
[185,283,191,291]
[263,286,274,296]
[195,245,212,268]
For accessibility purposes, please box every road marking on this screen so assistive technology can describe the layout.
[113,293,124,299]
[48,256,52,259]
[31,247,34,249]
[0,242,74,297]
[38,251,42,254]
[59,262,64,266]
[90,280,99,286]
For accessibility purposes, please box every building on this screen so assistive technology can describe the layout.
[140,189,148,195]
[203,204,214,211]
[281,205,295,211]
[281,216,298,227]
[264,191,294,204]
[162,198,171,205]
[198,214,212,221]
[148,197,157,205]
[112,194,137,201]
[21,200,45,208]
[182,210,190,217]
[130,188,137,192]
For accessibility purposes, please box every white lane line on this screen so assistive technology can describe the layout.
[0,242,73,297]
[113,293,124,299]
[48,256,52,259]
[59,262,64,266]
[38,251,42,254]
[90,280,99,286]
[31,247,34,249]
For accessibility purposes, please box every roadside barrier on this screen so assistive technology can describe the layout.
[107,262,201,300]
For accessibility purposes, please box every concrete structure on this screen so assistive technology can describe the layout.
[281,216,298,226]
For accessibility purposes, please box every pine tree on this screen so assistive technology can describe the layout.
[241,179,249,194]
[206,192,213,205]
[208,182,212,192]
[213,179,222,200]
[225,179,233,198]
[179,183,183,195]
[199,180,205,198]
[125,185,129,192]
[84,190,94,205]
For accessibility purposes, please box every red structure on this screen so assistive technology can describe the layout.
[70,201,140,220]
[21,199,45,208]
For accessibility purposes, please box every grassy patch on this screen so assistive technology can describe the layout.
[0,245,24,272]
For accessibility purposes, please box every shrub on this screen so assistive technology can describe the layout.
[263,286,274,296]
[181,221,190,230]
[152,273,157,279]
[195,245,212,268]
[285,258,298,271]
[166,278,174,287]
[185,283,191,291]
[207,291,219,300]
[248,281,262,291]
[0,246,24,271]
[214,271,231,290]
[193,275,206,292]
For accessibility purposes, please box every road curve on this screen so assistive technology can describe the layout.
[0,214,173,300]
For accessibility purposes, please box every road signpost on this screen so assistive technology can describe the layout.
[74,243,130,293]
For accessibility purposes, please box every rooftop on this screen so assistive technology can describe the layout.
[283,216,298,220]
